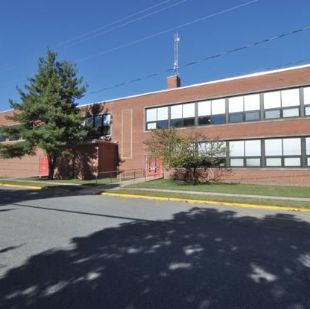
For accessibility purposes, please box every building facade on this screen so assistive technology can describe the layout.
[1,64,310,185]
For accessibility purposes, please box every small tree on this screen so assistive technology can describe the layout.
[144,128,226,184]
[0,50,88,179]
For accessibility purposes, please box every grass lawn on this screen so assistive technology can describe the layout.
[113,189,310,209]
[126,179,310,199]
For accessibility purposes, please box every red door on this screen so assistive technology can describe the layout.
[39,156,49,177]
[146,157,162,176]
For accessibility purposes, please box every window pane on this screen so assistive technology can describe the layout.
[157,120,168,129]
[305,106,310,116]
[244,94,260,111]
[171,105,182,119]
[283,138,301,155]
[264,91,281,109]
[198,101,211,116]
[198,116,211,125]
[183,118,195,127]
[284,157,301,167]
[146,109,156,121]
[229,96,243,113]
[265,109,280,119]
[94,115,102,127]
[306,138,310,155]
[103,114,111,125]
[266,158,282,166]
[0,134,6,142]
[147,122,156,130]
[245,140,261,156]
[304,87,310,105]
[230,158,244,167]
[157,107,168,120]
[170,119,183,127]
[229,141,244,157]
[183,103,195,118]
[212,99,225,115]
[308,157,310,166]
[211,115,225,124]
[283,108,299,118]
[229,113,243,123]
[84,117,93,127]
[265,139,282,156]
[281,89,300,107]
[246,158,261,167]
[245,111,260,121]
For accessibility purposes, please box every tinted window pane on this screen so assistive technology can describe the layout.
[157,120,168,129]
[102,126,111,135]
[245,111,260,121]
[265,109,281,119]
[94,115,102,128]
[229,141,244,157]
[244,94,260,111]
[147,122,156,130]
[230,158,244,167]
[245,140,261,156]
[183,118,195,127]
[265,139,282,156]
[305,106,310,116]
[281,89,300,107]
[170,119,183,127]
[283,138,301,155]
[198,116,211,125]
[283,108,299,118]
[212,99,225,115]
[198,101,211,116]
[229,113,243,123]
[284,157,301,167]
[146,109,157,122]
[211,115,225,124]
[246,158,261,167]
[103,114,111,125]
[266,158,282,166]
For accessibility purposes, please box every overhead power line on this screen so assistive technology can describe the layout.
[77,0,259,62]
[56,0,187,50]
[89,24,310,94]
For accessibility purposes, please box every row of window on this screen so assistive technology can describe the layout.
[146,86,310,130]
[82,114,112,137]
[227,137,310,168]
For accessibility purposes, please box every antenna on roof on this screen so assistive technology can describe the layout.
[173,33,180,75]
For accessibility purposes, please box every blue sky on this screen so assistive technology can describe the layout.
[1,0,310,111]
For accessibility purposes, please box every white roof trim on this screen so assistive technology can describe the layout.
[79,63,310,107]
[0,109,13,114]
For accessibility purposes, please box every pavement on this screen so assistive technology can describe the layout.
[0,186,310,309]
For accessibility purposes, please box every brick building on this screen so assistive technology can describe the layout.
[1,64,310,185]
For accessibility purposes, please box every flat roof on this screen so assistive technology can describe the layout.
[2,63,310,113]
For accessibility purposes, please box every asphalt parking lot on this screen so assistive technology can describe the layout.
[0,186,310,309]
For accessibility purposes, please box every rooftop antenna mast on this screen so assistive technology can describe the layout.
[173,33,180,75]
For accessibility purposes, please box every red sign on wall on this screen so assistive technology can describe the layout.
[39,156,49,177]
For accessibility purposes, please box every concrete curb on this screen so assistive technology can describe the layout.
[0,182,44,190]
[101,192,310,213]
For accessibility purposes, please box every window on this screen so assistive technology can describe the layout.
[265,137,301,167]
[264,91,281,109]
[306,137,310,166]
[245,140,261,156]
[229,140,260,167]
[84,114,112,137]
[281,89,299,107]
[304,87,310,116]
[229,141,244,157]
[146,107,168,129]
[0,134,6,142]
[265,109,281,119]
[198,101,211,125]
[229,96,243,123]
[198,99,225,125]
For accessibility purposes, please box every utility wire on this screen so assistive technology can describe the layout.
[89,24,310,94]
[77,0,258,63]
[56,0,187,50]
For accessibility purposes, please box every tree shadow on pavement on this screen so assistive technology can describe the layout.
[0,207,309,309]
